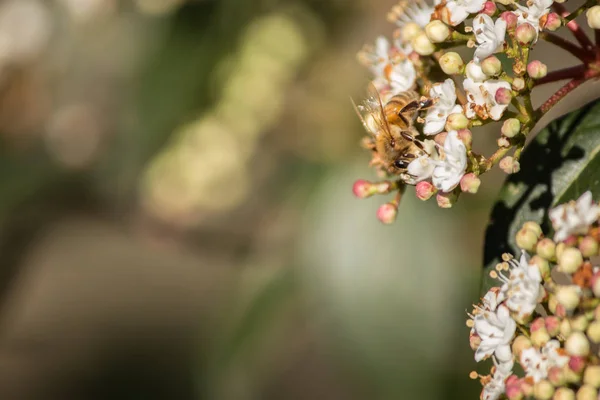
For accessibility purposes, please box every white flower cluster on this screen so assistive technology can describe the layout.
[469,192,600,400]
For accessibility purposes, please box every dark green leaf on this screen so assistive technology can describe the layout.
[482,98,600,292]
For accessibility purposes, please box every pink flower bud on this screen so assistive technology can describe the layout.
[505,376,523,400]
[457,128,472,148]
[527,60,548,79]
[416,181,436,201]
[579,236,599,258]
[434,131,448,147]
[569,355,587,373]
[353,179,374,198]
[460,173,481,194]
[587,6,600,29]
[531,317,545,332]
[376,202,398,224]
[515,22,537,45]
[436,191,457,208]
[495,87,513,105]
[501,11,518,30]
[544,317,560,337]
[482,1,497,16]
[544,12,562,31]
[531,328,551,347]
[512,335,531,358]
[500,156,520,174]
[512,77,526,91]
[549,366,566,387]
[556,285,581,312]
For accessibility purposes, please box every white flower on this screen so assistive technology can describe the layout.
[431,130,467,192]
[389,0,439,29]
[473,304,517,363]
[445,0,486,26]
[482,287,506,312]
[515,0,554,33]
[423,79,463,135]
[358,36,392,78]
[466,60,487,82]
[464,78,511,120]
[473,14,507,63]
[388,58,417,94]
[496,252,542,320]
[549,191,600,242]
[520,340,569,383]
[406,140,439,183]
[481,359,513,400]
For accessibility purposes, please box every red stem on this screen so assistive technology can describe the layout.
[540,79,585,114]
[541,32,594,62]
[534,64,587,86]
[553,2,596,50]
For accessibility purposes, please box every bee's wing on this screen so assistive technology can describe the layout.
[364,83,394,139]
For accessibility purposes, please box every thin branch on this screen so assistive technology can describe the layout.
[534,64,587,86]
[553,1,596,50]
[540,32,594,62]
[539,79,585,114]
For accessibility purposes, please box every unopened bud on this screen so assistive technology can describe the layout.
[482,1,497,16]
[527,60,548,79]
[576,385,597,400]
[469,331,481,350]
[556,242,566,260]
[566,331,590,357]
[592,272,600,298]
[502,118,521,138]
[401,22,422,43]
[439,51,464,74]
[457,129,472,148]
[549,366,567,387]
[531,255,551,280]
[560,319,572,338]
[554,387,575,400]
[515,22,537,45]
[412,32,435,56]
[516,227,539,252]
[584,366,600,388]
[556,285,582,312]
[531,328,551,347]
[377,202,398,224]
[512,77,526,91]
[446,112,469,130]
[501,11,518,30]
[545,316,560,337]
[537,238,556,260]
[579,236,598,258]
[500,156,520,174]
[460,173,481,194]
[436,191,458,208]
[481,55,502,76]
[495,87,513,105]
[544,12,562,31]
[498,136,511,148]
[586,6,600,29]
[571,315,589,332]
[353,179,375,198]
[512,335,532,358]
[569,356,587,375]
[533,380,554,400]
[523,221,542,238]
[558,247,583,274]
[586,321,600,343]
[426,20,451,43]
[415,181,436,201]
[505,376,523,400]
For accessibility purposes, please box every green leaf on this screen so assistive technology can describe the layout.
[482,98,600,292]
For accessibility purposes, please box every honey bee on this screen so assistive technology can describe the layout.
[354,84,433,176]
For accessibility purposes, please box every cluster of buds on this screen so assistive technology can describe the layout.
[469,192,600,400]
[353,0,600,222]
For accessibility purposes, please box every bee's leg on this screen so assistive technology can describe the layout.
[399,101,420,114]
[418,97,434,109]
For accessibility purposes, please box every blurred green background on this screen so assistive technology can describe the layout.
[0,0,557,399]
